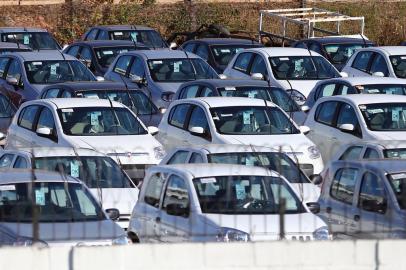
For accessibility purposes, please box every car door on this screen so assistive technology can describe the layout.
[249,53,269,80]
[3,58,24,105]
[160,103,192,150]
[31,106,59,147]
[9,104,40,148]
[224,52,253,79]
[157,174,192,242]
[369,53,390,77]
[345,51,374,77]
[184,104,212,145]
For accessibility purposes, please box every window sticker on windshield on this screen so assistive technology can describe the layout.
[248,91,257,98]
[220,49,231,53]
[245,156,255,166]
[224,87,236,91]
[294,59,304,71]
[392,107,402,121]
[130,32,138,41]
[243,111,251,125]
[61,108,74,113]
[90,111,101,125]
[401,56,406,60]
[359,105,367,110]
[35,189,46,206]
[367,109,384,114]
[152,60,163,65]
[279,57,289,61]
[114,32,123,36]
[391,173,406,180]
[32,62,42,66]
[220,113,233,117]
[200,177,216,184]
[0,185,15,191]
[103,51,113,55]
[23,35,30,45]
[50,64,58,75]
[386,89,395,94]
[85,93,99,99]
[367,89,380,94]
[174,62,181,73]
[70,161,80,178]
[235,183,246,200]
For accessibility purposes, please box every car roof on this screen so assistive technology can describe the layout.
[186,38,261,45]
[1,147,106,158]
[5,51,76,61]
[172,144,279,154]
[0,42,31,50]
[42,81,138,91]
[180,79,271,88]
[69,40,146,48]
[245,47,322,57]
[332,159,406,175]
[300,37,374,44]
[343,140,406,149]
[320,76,406,86]
[30,98,126,109]
[91,25,155,31]
[318,94,406,105]
[0,169,81,184]
[184,96,277,107]
[123,49,200,59]
[358,46,406,55]
[0,27,49,33]
[152,163,280,178]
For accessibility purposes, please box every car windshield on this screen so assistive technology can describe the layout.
[383,149,406,159]
[79,90,157,115]
[211,45,259,66]
[390,56,406,78]
[208,152,309,184]
[358,84,406,95]
[387,173,406,209]
[110,30,165,48]
[147,58,218,82]
[210,106,299,135]
[1,32,60,50]
[218,86,300,112]
[269,56,339,80]
[58,107,148,136]
[94,46,136,68]
[34,156,134,188]
[25,60,95,84]
[193,175,306,214]
[323,43,371,64]
[359,103,406,131]
[0,182,105,222]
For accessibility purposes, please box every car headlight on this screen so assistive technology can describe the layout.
[313,226,331,240]
[216,227,250,242]
[153,146,166,160]
[112,235,130,245]
[307,146,321,159]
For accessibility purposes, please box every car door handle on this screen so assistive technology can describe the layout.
[155,217,161,223]
[354,215,360,222]
[326,207,332,213]
[332,137,338,140]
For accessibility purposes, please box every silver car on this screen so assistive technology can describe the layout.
[0,169,129,246]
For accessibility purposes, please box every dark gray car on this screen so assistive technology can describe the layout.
[0,27,61,51]
[318,159,406,239]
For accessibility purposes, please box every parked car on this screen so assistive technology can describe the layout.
[0,92,16,145]
[0,147,139,228]
[64,40,148,76]
[104,50,219,108]
[304,94,406,163]
[5,98,165,183]
[305,77,406,110]
[157,97,323,177]
[291,37,375,70]
[0,27,61,50]
[0,42,31,55]
[127,164,329,243]
[318,159,406,239]
[0,51,97,107]
[39,81,163,127]
[180,38,263,73]
[222,47,341,101]
[342,46,406,78]
[81,25,168,49]
[0,169,129,246]
[175,79,307,125]
[160,144,320,203]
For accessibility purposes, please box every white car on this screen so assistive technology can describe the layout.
[304,76,406,109]
[5,98,165,183]
[156,97,324,177]
[222,47,341,100]
[160,144,320,203]
[0,147,139,229]
[304,94,406,163]
[342,46,406,78]
[127,164,329,243]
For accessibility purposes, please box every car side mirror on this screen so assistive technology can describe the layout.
[372,71,385,77]
[299,125,311,135]
[338,123,355,133]
[189,126,205,137]
[251,73,264,80]
[159,107,167,114]
[6,77,18,86]
[0,132,5,141]
[169,42,177,50]
[105,208,120,220]
[310,174,323,185]
[147,126,159,136]
[166,203,189,217]
[161,92,174,102]
[36,127,52,137]
[339,71,349,78]
[306,202,320,214]
[96,76,105,82]
[130,74,143,84]
[219,74,227,79]
[301,105,310,112]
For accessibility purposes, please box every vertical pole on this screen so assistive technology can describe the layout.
[259,12,263,43]
[185,0,197,31]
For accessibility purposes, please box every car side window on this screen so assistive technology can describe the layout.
[187,105,210,136]
[18,105,39,130]
[339,146,363,160]
[200,86,214,97]
[168,104,191,129]
[330,168,358,205]
[0,58,9,78]
[85,29,98,41]
[61,90,72,98]
[79,47,92,62]
[129,57,145,78]
[97,30,109,40]
[180,85,199,99]
[233,52,253,73]
[336,103,361,137]
[114,55,132,76]
[66,45,80,57]
[183,43,195,53]
[36,107,56,136]
[195,44,209,61]
[0,154,14,168]
[43,88,60,98]
[315,101,339,126]
[167,151,189,164]
[337,84,357,95]
[316,83,336,100]
[6,59,23,83]
[352,51,373,72]
[358,172,387,213]
[309,43,322,54]
[189,153,203,163]
[144,173,165,208]
[0,94,14,118]
[363,148,380,159]
[13,156,28,169]
[294,42,307,49]
[250,54,268,76]
[162,175,189,216]
[370,53,389,76]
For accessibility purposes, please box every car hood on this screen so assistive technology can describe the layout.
[202,212,326,241]
[1,220,123,244]
[277,80,319,97]
[370,131,406,141]
[89,188,139,216]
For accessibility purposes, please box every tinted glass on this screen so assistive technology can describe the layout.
[390,55,406,78]
[1,32,60,50]
[144,173,165,208]
[352,51,373,72]
[212,45,258,66]
[323,43,369,64]
[388,172,406,209]
[359,84,406,95]
[111,30,165,48]
[189,153,203,163]
[37,107,55,133]
[339,146,363,160]
[359,172,387,213]
[330,168,358,204]
[180,85,199,99]
[169,104,190,128]
[0,94,14,118]
[316,84,336,99]
[370,54,389,76]
[195,45,209,61]
[250,55,268,76]
[13,156,27,169]
[43,88,60,98]
[113,55,132,76]
[315,101,338,125]
[18,105,39,130]
[188,106,209,133]
[233,53,252,73]
[384,149,406,159]
[6,60,22,82]
[0,58,9,78]
[0,154,14,168]
[163,175,189,213]
[336,103,359,128]
[364,148,380,159]
[359,103,406,131]
[129,57,145,77]
[168,151,189,164]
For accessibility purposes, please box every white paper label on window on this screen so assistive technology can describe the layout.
[103,51,113,55]
[90,111,101,125]
[152,61,163,65]
[200,177,216,184]
[0,185,15,191]
[50,64,57,75]
[392,107,402,121]
[35,189,45,205]
[32,62,42,66]
[245,156,255,166]
[367,89,380,93]
[23,35,30,45]
[85,93,99,99]
[391,173,406,180]
[294,59,303,71]
[248,91,256,98]
[130,32,138,41]
[279,57,289,61]
[224,87,236,91]
[235,184,246,200]
[174,62,181,73]
[220,49,231,53]
[61,108,74,112]
[70,161,80,177]
[243,111,251,125]
[114,32,123,36]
